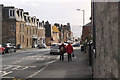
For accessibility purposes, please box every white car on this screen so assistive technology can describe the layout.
[50,43,61,55]
[38,43,47,49]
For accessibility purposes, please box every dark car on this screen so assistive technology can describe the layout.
[3,43,16,53]
[0,44,5,54]
[72,43,80,47]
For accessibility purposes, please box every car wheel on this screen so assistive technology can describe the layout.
[8,49,10,53]
[50,52,53,55]
[14,49,16,52]
[2,50,5,55]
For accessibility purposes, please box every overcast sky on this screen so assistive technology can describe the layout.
[0,0,91,38]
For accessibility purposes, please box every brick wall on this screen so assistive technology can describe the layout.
[92,2,119,78]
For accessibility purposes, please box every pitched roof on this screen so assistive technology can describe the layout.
[52,26,59,33]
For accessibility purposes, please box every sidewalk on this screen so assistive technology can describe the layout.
[34,48,92,78]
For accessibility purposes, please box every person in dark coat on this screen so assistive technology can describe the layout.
[66,42,73,61]
[59,43,66,61]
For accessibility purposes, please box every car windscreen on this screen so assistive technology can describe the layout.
[51,44,60,48]
[2,44,7,47]
[51,44,56,46]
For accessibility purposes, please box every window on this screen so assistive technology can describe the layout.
[30,27,31,35]
[9,9,15,18]
[30,38,32,46]
[20,23,21,32]
[27,27,28,35]
[21,11,23,17]
[24,16,27,22]
[33,28,34,34]
[23,35,24,43]
[20,35,21,44]
[13,24,15,31]
[17,10,19,16]
[10,24,12,31]
[36,28,37,34]
[23,24,24,32]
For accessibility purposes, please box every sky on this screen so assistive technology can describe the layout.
[0,0,91,38]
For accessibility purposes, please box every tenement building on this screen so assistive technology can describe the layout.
[0,4,45,48]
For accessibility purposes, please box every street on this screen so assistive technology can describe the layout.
[1,47,91,79]
[1,48,59,78]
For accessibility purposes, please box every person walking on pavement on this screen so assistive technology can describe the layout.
[66,42,73,61]
[59,43,66,61]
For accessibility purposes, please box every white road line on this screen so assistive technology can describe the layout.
[12,66,21,70]
[28,60,56,78]
[28,64,49,78]
[3,66,13,70]
[22,66,28,70]
[13,60,24,64]
[2,71,13,76]
[2,76,15,78]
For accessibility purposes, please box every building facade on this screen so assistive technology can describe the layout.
[44,21,52,46]
[81,22,91,42]
[0,4,45,48]
[52,25,60,43]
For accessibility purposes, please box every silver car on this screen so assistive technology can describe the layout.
[50,43,61,55]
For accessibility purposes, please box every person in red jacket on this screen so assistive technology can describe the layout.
[66,42,73,61]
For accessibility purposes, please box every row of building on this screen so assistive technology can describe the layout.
[0,4,73,48]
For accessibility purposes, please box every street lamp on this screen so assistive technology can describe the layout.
[76,9,85,26]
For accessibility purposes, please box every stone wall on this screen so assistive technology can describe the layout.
[2,21,16,45]
[0,5,3,44]
[92,2,119,78]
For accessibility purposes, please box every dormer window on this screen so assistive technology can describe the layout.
[31,18,33,22]
[9,9,15,18]
[28,17,30,23]
[24,16,27,22]
[21,11,23,17]
[34,19,35,23]
[17,10,19,16]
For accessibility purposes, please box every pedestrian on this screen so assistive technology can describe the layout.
[59,43,66,61]
[66,42,73,61]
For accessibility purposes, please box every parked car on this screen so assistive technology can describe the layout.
[50,43,61,55]
[72,43,80,47]
[38,43,47,49]
[0,44,5,54]
[2,43,16,53]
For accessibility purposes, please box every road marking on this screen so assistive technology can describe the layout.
[28,60,56,78]
[12,66,21,70]
[22,66,28,70]
[13,60,23,64]
[2,76,15,78]
[3,66,13,70]
[2,71,13,76]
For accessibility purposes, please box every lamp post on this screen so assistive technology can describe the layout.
[76,9,85,26]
